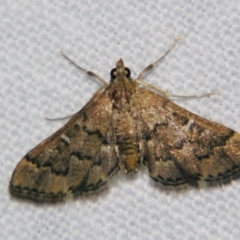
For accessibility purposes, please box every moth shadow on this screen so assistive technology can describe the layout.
[8,171,140,206]
[148,177,236,196]
[141,166,236,195]
[8,184,111,207]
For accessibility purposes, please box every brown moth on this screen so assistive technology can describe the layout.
[9,41,240,203]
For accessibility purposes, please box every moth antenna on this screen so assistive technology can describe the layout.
[61,51,108,86]
[137,36,181,80]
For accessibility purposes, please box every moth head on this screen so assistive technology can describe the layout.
[110,59,131,82]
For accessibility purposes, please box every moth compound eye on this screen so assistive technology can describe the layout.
[110,68,117,80]
[125,67,131,78]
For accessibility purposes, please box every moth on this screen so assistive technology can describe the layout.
[9,40,240,203]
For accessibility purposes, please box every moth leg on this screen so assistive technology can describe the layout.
[137,36,181,80]
[61,51,108,86]
[136,80,171,97]
[137,80,218,99]
[167,91,219,99]
[45,84,107,121]
[45,114,76,121]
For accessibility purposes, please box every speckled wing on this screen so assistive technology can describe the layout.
[9,91,119,202]
[135,87,240,187]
